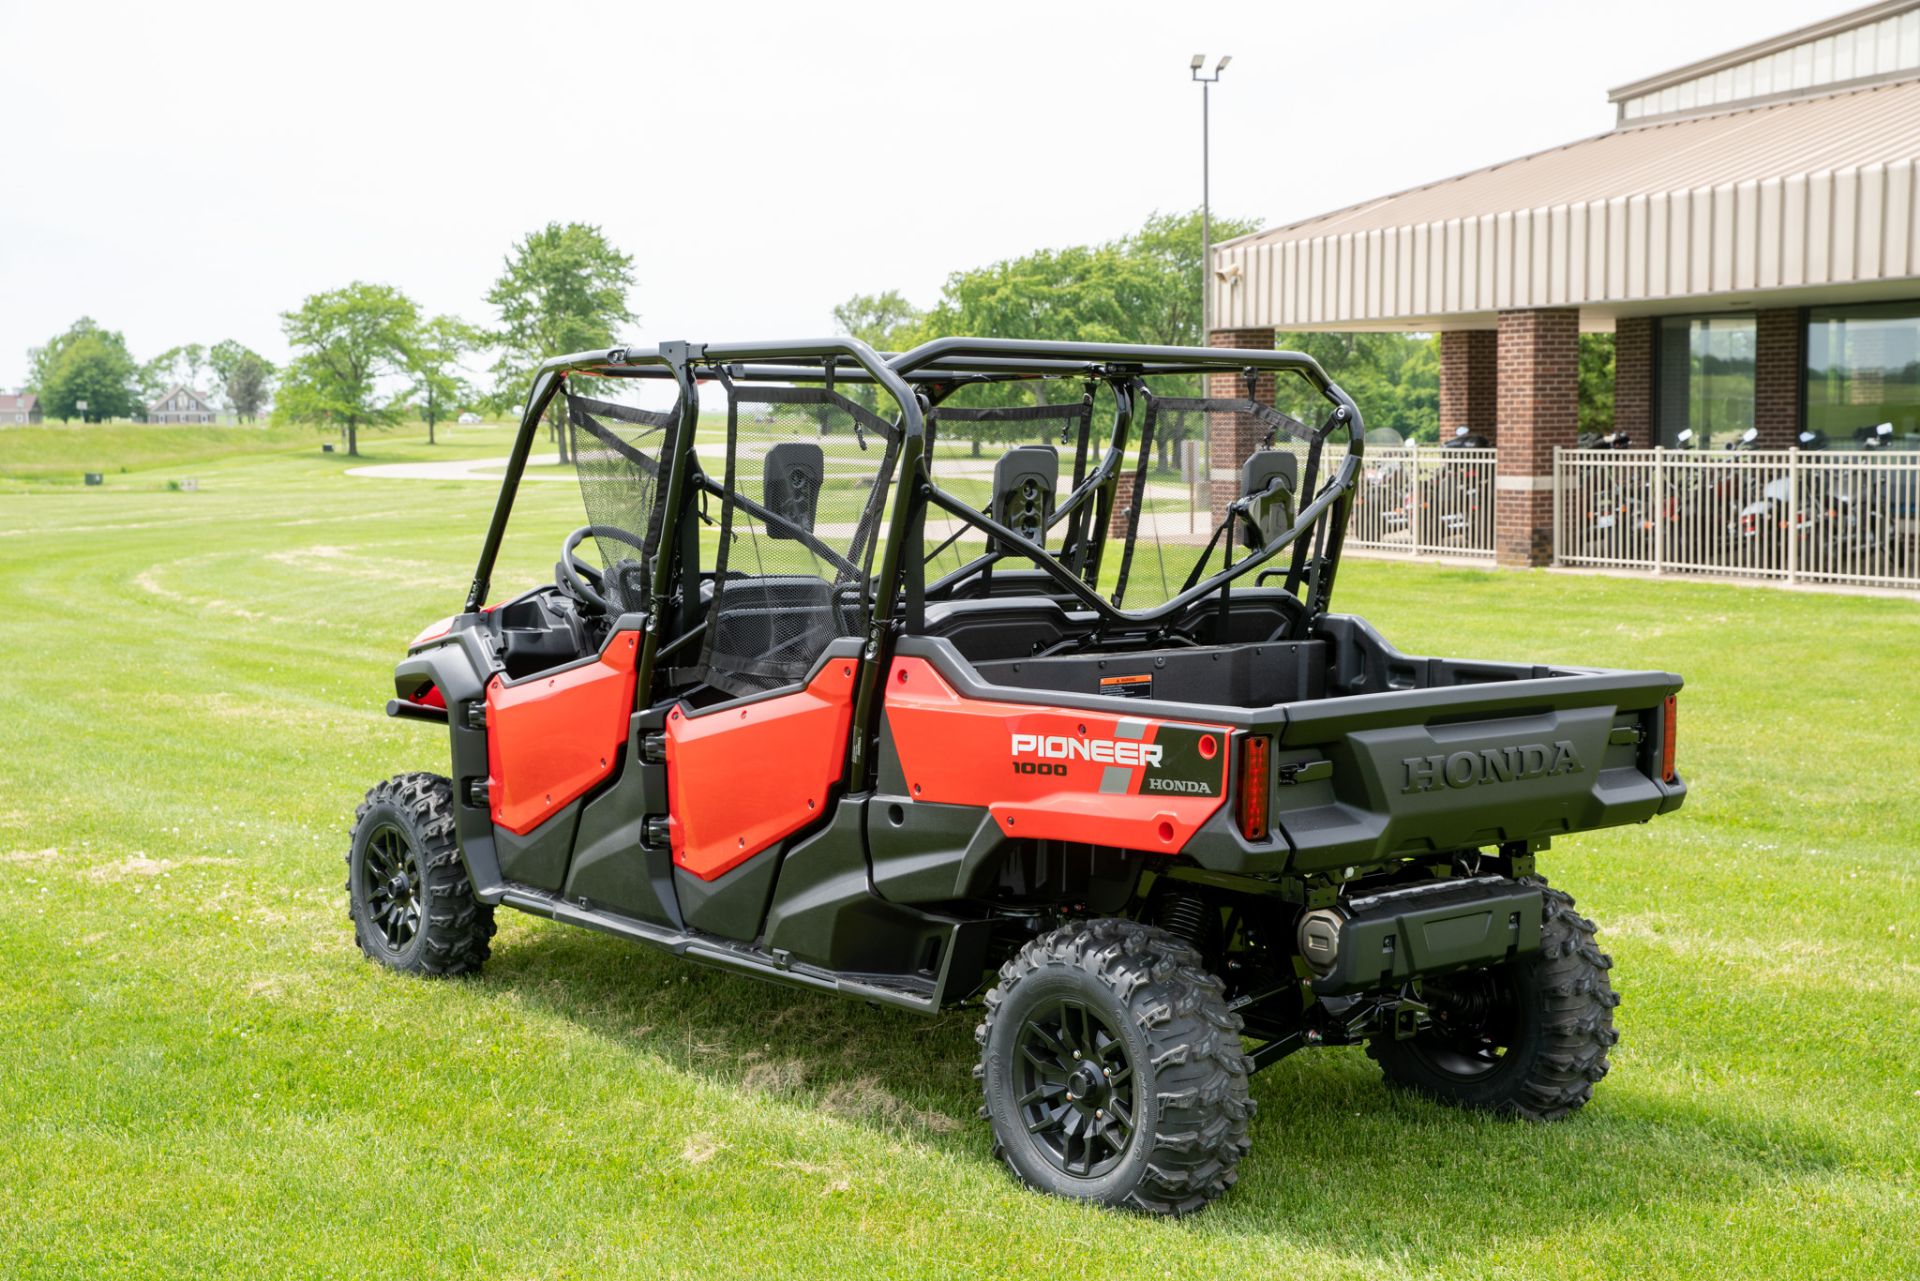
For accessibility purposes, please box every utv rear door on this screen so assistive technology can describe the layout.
[658,385,901,939]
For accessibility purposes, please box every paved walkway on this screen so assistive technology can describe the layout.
[346,454,574,481]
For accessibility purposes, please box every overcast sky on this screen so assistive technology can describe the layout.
[0,0,1826,390]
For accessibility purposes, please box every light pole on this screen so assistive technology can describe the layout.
[1191,53,1230,345]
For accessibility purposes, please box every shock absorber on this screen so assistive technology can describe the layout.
[1153,892,1219,956]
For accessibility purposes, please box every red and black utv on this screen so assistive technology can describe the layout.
[352,337,1685,1215]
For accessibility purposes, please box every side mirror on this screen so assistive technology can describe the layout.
[1237,450,1298,552]
[762,441,824,539]
[991,445,1059,551]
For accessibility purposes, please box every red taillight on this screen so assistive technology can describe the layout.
[1661,695,1678,783]
[1237,735,1271,841]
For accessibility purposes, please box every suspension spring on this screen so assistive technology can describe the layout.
[1154,892,1218,954]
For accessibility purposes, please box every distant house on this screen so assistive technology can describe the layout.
[0,392,41,425]
[148,385,216,424]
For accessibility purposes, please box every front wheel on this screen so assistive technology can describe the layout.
[347,773,494,976]
[1369,879,1618,1119]
[974,919,1254,1216]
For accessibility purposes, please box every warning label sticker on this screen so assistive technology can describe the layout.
[1097,673,1153,699]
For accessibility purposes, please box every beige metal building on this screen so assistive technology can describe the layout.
[1209,0,1920,565]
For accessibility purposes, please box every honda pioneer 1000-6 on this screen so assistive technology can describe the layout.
[352,337,1685,1215]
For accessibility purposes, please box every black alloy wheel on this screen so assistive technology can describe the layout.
[1014,998,1137,1178]
[357,822,423,952]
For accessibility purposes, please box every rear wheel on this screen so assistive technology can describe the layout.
[1369,879,1617,1119]
[347,773,494,976]
[975,919,1254,1216]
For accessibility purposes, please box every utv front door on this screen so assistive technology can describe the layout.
[483,628,641,890]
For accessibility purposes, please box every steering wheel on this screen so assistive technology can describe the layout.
[560,524,650,615]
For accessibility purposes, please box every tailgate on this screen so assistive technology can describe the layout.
[1267,670,1684,871]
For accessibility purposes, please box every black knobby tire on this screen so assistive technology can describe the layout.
[347,773,495,976]
[1369,878,1618,1120]
[974,919,1254,1216]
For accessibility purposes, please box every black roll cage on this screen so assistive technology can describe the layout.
[466,337,1365,778]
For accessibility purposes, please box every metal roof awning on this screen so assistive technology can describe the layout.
[1212,76,1920,332]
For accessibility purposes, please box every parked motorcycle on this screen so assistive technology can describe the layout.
[1577,429,1652,560]
[1379,427,1492,549]
[1849,422,1916,572]
[1433,426,1494,545]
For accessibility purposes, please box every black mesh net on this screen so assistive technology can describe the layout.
[700,385,900,697]
[924,396,1095,585]
[1110,393,1326,609]
[567,391,681,614]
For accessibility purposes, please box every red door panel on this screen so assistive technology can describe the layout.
[485,631,639,836]
[664,660,857,881]
[884,657,1230,852]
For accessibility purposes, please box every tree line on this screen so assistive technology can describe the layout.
[18,221,636,457]
[832,209,1617,446]
[20,211,1614,456]
[26,322,277,425]
[832,210,1447,452]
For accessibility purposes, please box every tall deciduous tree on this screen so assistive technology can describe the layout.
[833,290,925,352]
[41,337,144,423]
[210,340,276,421]
[1272,331,1441,441]
[839,209,1262,458]
[409,315,483,445]
[275,283,420,456]
[488,222,636,464]
[27,318,143,421]
[226,352,276,423]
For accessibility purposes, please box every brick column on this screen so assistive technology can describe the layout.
[1438,330,1498,438]
[1613,316,1653,445]
[1205,327,1276,523]
[1753,308,1804,447]
[1108,471,1135,538]
[1494,308,1580,567]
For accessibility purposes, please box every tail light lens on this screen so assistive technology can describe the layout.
[1237,735,1271,841]
[1661,695,1678,783]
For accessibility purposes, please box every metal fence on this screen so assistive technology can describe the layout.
[1345,445,1498,560]
[1555,447,1920,589]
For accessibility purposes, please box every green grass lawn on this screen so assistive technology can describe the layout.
[0,423,1915,1279]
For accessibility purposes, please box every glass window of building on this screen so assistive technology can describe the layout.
[1806,301,1920,447]
[1654,315,1755,447]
